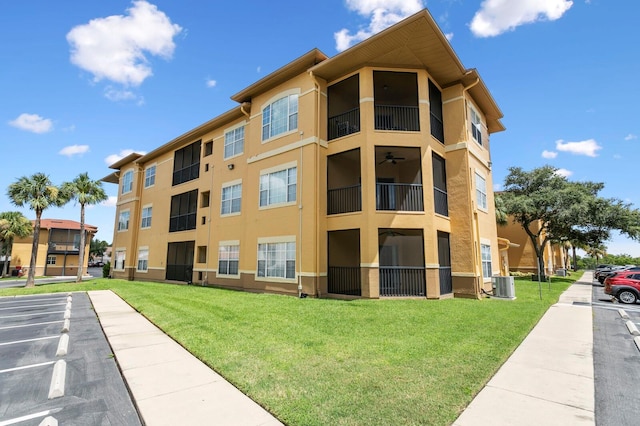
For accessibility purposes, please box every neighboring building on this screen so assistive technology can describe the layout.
[103,10,505,299]
[11,219,97,276]
[497,218,569,276]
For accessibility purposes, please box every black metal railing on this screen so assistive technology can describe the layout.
[434,187,449,216]
[48,242,80,252]
[328,108,360,140]
[328,266,361,296]
[376,183,424,211]
[439,266,452,294]
[379,266,426,297]
[374,105,419,131]
[328,184,362,215]
[430,114,444,142]
[169,213,197,232]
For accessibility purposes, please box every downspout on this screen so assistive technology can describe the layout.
[204,164,214,286]
[298,140,304,298]
[309,71,321,297]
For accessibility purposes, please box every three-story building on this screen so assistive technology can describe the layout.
[103,10,505,299]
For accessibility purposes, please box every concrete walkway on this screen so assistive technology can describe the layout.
[88,290,283,426]
[454,271,595,425]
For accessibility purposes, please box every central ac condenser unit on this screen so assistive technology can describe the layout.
[492,276,516,299]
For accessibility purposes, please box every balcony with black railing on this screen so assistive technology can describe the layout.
[328,184,362,215]
[374,105,419,131]
[379,266,426,297]
[48,242,80,253]
[328,266,361,296]
[439,266,452,294]
[376,183,424,212]
[328,108,360,141]
[434,187,449,216]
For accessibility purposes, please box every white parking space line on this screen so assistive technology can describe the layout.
[0,335,59,346]
[0,297,66,305]
[0,311,66,320]
[0,303,67,311]
[0,361,56,374]
[0,409,60,426]
[0,320,64,330]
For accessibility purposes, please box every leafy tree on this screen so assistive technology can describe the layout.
[90,238,109,262]
[0,211,33,277]
[497,166,640,279]
[61,173,107,283]
[7,173,69,287]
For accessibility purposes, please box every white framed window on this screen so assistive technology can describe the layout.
[141,206,152,229]
[470,107,483,146]
[137,248,149,272]
[259,167,297,207]
[117,210,130,231]
[121,170,133,194]
[475,173,487,211]
[47,255,56,265]
[481,244,492,279]
[257,241,295,279]
[262,94,298,141]
[224,126,244,159]
[114,250,126,271]
[144,165,156,188]
[221,182,242,215]
[218,244,239,276]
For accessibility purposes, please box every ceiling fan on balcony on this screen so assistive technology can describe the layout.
[378,152,405,165]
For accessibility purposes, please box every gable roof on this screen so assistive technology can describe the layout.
[38,219,98,233]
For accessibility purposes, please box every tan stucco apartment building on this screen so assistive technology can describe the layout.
[103,10,505,299]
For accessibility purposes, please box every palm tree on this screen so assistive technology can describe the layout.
[0,211,33,277]
[90,238,109,263]
[61,173,107,283]
[7,173,68,287]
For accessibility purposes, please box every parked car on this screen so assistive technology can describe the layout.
[598,266,640,284]
[604,271,640,304]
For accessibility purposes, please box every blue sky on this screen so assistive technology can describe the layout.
[1,0,639,256]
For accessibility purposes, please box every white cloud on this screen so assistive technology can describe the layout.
[624,133,637,141]
[334,0,425,51]
[8,113,53,134]
[206,79,217,88]
[101,196,118,207]
[541,150,557,159]
[59,144,90,157]
[555,138,601,157]
[493,183,503,191]
[470,0,573,38]
[555,168,573,178]
[104,149,146,166]
[67,1,182,87]
[444,32,454,41]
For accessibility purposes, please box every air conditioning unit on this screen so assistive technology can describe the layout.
[492,276,516,299]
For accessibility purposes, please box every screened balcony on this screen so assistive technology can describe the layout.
[328,230,361,296]
[373,71,419,132]
[328,74,360,140]
[328,148,361,215]
[375,147,423,212]
[378,229,426,297]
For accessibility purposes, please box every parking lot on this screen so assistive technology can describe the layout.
[0,293,141,425]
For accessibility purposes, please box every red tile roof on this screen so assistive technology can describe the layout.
[35,219,98,233]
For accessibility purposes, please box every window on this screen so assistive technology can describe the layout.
[47,255,56,265]
[137,248,148,272]
[259,167,296,207]
[475,173,487,210]
[144,165,156,188]
[172,140,201,186]
[221,183,242,215]
[115,250,126,271]
[224,126,244,159]
[218,244,239,276]
[121,170,133,194]
[262,94,298,141]
[141,206,152,229]
[200,191,210,208]
[257,241,295,279]
[204,141,213,157]
[470,107,483,145]
[429,80,444,143]
[481,244,492,278]
[169,190,198,232]
[117,210,130,231]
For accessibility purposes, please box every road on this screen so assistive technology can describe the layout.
[591,282,640,425]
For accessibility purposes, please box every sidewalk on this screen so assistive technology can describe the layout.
[88,290,283,426]
[454,271,595,425]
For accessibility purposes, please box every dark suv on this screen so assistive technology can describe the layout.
[604,271,640,304]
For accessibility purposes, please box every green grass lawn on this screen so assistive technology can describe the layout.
[0,273,578,425]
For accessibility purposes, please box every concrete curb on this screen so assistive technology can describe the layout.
[625,320,640,336]
[48,360,66,399]
[618,308,630,319]
[56,334,69,356]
